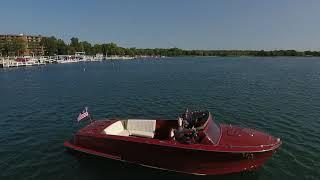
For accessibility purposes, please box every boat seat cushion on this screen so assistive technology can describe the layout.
[118,130,130,136]
[130,130,155,138]
[127,119,156,138]
[104,121,127,136]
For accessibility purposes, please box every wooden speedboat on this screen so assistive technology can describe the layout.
[64,110,281,175]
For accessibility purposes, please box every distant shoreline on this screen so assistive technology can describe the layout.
[1,34,320,57]
[1,55,320,59]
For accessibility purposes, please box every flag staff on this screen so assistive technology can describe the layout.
[89,114,93,122]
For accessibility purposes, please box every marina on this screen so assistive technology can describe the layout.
[1,57,46,68]
[0,55,164,68]
[0,55,165,68]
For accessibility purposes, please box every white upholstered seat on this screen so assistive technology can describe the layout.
[118,130,130,136]
[103,121,128,136]
[103,119,156,138]
[127,119,156,138]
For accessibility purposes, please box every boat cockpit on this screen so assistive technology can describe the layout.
[102,110,221,145]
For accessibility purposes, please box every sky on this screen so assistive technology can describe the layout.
[1,0,320,50]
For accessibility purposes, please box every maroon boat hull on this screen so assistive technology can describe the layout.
[65,140,275,175]
[64,119,281,175]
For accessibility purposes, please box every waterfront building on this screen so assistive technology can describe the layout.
[0,34,44,56]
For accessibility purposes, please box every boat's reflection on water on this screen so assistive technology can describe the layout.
[68,150,260,180]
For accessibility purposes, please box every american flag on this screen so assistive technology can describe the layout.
[77,107,90,122]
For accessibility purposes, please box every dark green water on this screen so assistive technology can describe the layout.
[0,57,319,180]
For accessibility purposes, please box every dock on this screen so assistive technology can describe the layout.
[1,59,46,68]
[0,54,166,68]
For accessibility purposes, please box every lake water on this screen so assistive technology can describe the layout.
[0,57,319,180]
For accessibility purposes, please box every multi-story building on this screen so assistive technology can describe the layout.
[0,34,44,56]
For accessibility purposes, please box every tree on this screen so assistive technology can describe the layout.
[41,36,58,56]
[80,41,93,55]
[0,43,4,56]
[57,39,68,55]
[70,37,83,52]
[105,42,118,55]
[68,46,76,55]
[93,44,102,55]
[70,37,79,47]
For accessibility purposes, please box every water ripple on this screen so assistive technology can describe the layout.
[1,57,320,179]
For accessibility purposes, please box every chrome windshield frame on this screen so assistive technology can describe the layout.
[204,113,222,145]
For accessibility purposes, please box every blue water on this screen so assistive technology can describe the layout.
[0,57,319,180]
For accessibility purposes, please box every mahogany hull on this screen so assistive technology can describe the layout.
[65,135,277,175]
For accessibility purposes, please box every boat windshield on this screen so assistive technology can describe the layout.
[205,116,221,145]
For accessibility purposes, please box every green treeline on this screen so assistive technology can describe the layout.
[39,36,320,57]
[2,36,320,57]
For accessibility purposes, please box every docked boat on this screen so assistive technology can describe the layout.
[64,110,281,175]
